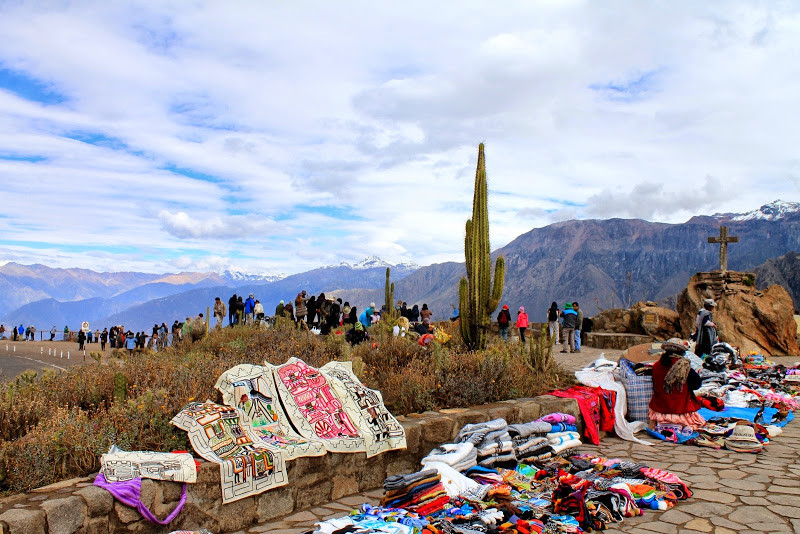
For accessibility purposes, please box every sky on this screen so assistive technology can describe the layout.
[0,1,798,276]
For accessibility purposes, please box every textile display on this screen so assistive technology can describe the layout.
[549,385,617,445]
[170,401,288,503]
[100,445,197,483]
[215,364,327,460]
[615,357,653,422]
[320,360,407,457]
[94,473,187,526]
[272,357,365,453]
[312,413,694,533]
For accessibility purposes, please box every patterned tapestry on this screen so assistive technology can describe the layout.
[100,445,197,483]
[215,364,326,460]
[272,357,365,453]
[320,361,406,458]
[171,401,287,503]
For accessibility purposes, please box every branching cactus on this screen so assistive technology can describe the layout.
[384,267,396,319]
[459,143,505,350]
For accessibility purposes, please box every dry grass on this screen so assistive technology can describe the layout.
[0,320,571,494]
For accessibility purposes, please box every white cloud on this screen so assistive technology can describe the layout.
[0,1,797,275]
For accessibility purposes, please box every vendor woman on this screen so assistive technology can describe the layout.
[649,338,705,429]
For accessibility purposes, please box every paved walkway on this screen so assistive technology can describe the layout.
[249,346,800,534]
[249,420,800,534]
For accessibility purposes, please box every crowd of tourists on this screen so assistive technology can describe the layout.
[494,300,587,353]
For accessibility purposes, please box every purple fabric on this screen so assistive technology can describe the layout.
[94,473,187,525]
[537,412,577,425]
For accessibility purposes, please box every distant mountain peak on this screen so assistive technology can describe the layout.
[334,256,420,270]
[730,200,800,222]
[220,270,285,283]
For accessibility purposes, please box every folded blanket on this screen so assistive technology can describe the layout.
[384,469,439,490]
[455,418,508,443]
[477,440,514,457]
[422,443,477,472]
[421,460,484,498]
[507,421,552,438]
[551,438,582,454]
[538,413,577,425]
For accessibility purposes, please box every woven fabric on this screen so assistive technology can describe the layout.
[617,358,653,422]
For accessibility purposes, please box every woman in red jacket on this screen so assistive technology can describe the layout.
[649,338,705,430]
[515,306,529,344]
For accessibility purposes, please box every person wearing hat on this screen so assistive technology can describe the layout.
[648,338,705,430]
[497,305,511,341]
[694,299,718,357]
[515,306,529,344]
[560,302,579,353]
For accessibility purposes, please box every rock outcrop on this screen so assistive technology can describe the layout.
[677,271,799,356]
[590,301,681,341]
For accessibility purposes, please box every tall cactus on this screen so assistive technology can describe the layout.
[459,143,505,350]
[384,267,395,319]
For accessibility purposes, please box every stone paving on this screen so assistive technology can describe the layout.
[248,419,800,534]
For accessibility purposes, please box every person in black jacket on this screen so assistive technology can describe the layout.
[497,305,511,341]
[228,294,237,326]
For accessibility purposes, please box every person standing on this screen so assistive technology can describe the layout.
[214,297,226,329]
[694,299,718,357]
[547,302,560,341]
[560,303,579,353]
[275,300,285,321]
[18,324,25,341]
[254,300,264,324]
[227,294,238,326]
[572,302,583,353]
[497,305,511,341]
[244,294,256,325]
[100,328,108,351]
[77,329,86,351]
[294,291,307,324]
[63,325,69,341]
[0,324,5,339]
[515,306,529,344]
[420,304,433,323]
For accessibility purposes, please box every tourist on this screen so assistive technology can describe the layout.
[63,325,69,341]
[283,301,294,320]
[561,303,579,353]
[342,301,352,323]
[213,297,226,329]
[77,329,86,351]
[497,304,511,341]
[254,299,264,323]
[294,291,307,324]
[94,329,100,343]
[125,331,136,355]
[306,295,317,328]
[547,302,560,341]
[409,304,420,323]
[649,338,705,430]
[244,293,256,325]
[100,328,108,351]
[572,302,583,353]
[415,317,433,336]
[348,306,358,325]
[235,296,244,325]
[227,293,237,326]
[275,300,285,320]
[400,302,408,319]
[18,324,24,341]
[159,323,169,348]
[0,324,5,339]
[420,303,433,322]
[86,328,92,344]
[12,325,17,341]
[346,320,369,345]
[694,299,718,357]
[515,307,529,344]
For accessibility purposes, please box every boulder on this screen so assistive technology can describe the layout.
[677,271,800,356]
[590,301,680,341]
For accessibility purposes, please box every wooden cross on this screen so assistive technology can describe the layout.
[707,225,739,272]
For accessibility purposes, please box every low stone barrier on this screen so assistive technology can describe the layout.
[0,395,582,534]
[585,332,652,350]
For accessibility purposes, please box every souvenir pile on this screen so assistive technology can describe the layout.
[311,414,692,533]
[607,342,798,453]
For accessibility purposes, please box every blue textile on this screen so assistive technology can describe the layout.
[645,428,698,444]
[698,406,794,427]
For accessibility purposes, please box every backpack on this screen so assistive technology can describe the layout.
[498,310,509,326]
[548,307,558,322]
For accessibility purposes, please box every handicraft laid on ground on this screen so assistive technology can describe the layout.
[171,401,288,503]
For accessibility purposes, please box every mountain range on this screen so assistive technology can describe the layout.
[1,200,798,331]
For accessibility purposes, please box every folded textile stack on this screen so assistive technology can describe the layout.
[381,469,449,514]
[420,442,478,472]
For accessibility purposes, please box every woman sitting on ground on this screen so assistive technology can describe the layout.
[649,338,705,430]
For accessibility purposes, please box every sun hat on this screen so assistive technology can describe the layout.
[370,302,375,308]
[564,302,573,309]
[724,423,762,453]
[519,306,525,313]
[661,338,688,354]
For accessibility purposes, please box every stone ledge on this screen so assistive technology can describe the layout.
[0,395,583,534]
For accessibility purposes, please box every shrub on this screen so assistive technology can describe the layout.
[0,321,572,494]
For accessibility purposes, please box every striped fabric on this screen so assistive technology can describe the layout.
[616,358,653,422]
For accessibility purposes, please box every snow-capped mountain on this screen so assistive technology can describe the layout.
[220,270,286,283]
[337,256,420,270]
[730,200,800,222]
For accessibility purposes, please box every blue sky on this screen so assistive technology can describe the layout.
[0,1,798,275]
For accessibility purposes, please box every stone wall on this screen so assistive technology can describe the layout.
[0,395,581,534]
